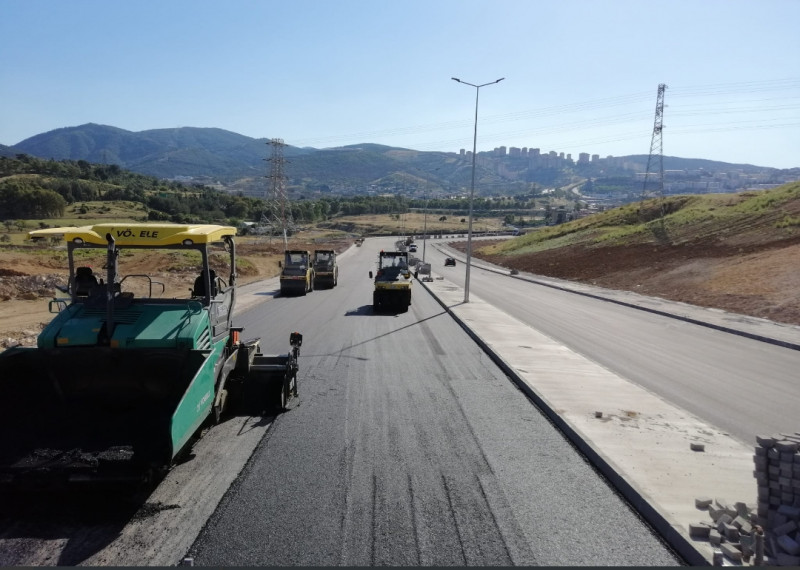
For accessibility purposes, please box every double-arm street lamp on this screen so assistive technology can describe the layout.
[451,76,504,303]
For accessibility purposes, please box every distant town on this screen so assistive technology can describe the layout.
[462,146,799,195]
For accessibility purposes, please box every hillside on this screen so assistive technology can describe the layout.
[10,124,793,198]
[463,182,800,325]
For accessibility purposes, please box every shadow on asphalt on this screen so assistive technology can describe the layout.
[0,483,155,566]
[338,310,448,353]
[253,291,279,297]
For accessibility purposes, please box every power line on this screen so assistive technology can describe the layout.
[289,77,799,149]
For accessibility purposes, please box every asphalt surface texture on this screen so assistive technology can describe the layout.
[414,238,800,565]
[186,238,683,566]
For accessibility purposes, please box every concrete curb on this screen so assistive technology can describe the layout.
[416,276,708,566]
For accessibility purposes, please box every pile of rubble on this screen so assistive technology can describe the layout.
[1,330,40,348]
[0,273,63,301]
[688,433,800,566]
[689,497,761,565]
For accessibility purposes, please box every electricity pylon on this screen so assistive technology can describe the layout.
[259,138,295,248]
[640,83,667,203]
[639,84,668,230]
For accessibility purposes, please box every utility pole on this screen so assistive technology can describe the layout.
[261,138,295,249]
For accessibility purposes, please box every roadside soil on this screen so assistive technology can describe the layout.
[3,233,799,348]
[450,237,800,326]
[0,239,349,347]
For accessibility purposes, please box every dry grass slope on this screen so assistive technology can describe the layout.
[465,183,800,325]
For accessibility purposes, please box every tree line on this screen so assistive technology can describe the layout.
[0,155,546,225]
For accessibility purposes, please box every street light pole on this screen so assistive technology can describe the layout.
[452,76,504,303]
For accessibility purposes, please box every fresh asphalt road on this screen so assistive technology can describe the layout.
[187,238,681,566]
[424,240,800,446]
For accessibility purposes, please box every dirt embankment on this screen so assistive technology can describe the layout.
[452,237,800,326]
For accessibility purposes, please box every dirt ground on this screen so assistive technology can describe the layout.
[451,237,800,326]
[2,234,799,348]
[0,239,349,347]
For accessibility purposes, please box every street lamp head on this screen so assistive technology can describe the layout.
[495,77,505,83]
[451,77,461,83]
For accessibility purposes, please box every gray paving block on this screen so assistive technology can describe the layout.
[776,440,799,453]
[733,515,753,535]
[689,523,711,538]
[735,501,751,517]
[722,523,740,542]
[720,542,743,562]
[740,533,755,555]
[708,505,727,522]
[778,505,800,519]
[716,513,734,529]
[709,529,722,546]
[695,496,713,509]
[756,435,776,447]
[777,533,800,555]
[773,519,798,537]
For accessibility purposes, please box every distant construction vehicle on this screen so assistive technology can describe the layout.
[313,249,338,289]
[280,250,314,296]
[369,250,412,313]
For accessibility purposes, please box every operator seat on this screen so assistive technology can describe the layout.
[193,269,217,297]
[74,266,99,296]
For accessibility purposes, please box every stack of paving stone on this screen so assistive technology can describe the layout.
[754,434,800,566]
[689,497,758,564]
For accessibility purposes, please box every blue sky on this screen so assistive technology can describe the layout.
[2,0,798,168]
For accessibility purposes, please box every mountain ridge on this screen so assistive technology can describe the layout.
[4,123,795,197]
